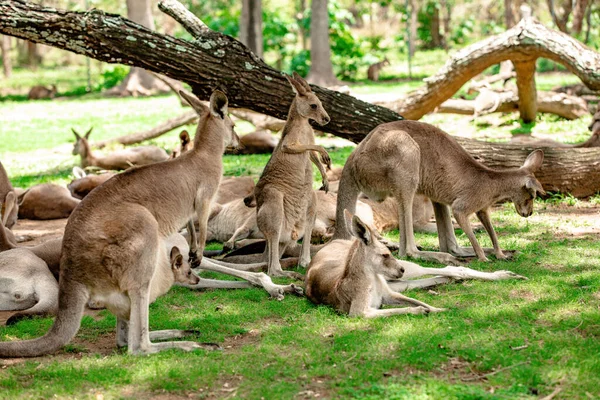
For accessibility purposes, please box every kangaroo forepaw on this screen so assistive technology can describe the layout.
[288,283,304,296]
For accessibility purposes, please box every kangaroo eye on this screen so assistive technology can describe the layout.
[187,271,192,276]
[383,254,391,259]
[310,104,317,110]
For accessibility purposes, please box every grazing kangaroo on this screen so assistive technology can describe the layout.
[27,84,57,100]
[334,120,545,264]
[16,184,80,220]
[0,90,239,357]
[307,211,525,317]
[367,58,390,82]
[253,72,331,277]
[68,167,116,199]
[510,110,600,148]
[306,211,444,317]
[72,127,169,170]
[0,160,18,229]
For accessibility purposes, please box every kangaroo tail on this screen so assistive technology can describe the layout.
[0,278,88,357]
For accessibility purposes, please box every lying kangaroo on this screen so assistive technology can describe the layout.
[16,184,80,220]
[72,127,169,170]
[306,211,444,317]
[68,167,116,199]
[0,160,18,229]
[0,90,238,357]
[367,58,390,82]
[225,130,278,155]
[334,120,545,264]
[307,211,525,317]
[253,72,331,277]
[27,84,57,100]
[510,110,600,148]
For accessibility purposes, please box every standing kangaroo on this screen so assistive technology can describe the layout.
[0,90,238,357]
[334,120,545,264]
[253,72,331,277]
[72,128,169,170]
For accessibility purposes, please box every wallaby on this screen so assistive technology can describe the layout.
[510,110,600,148]
[0,160,18,229]
[68,167,116,199]
[334,120,545,264]
[307,211,526,317]
[225,130,278,155]
[72,127,169,170]
[16,184,80,220]
[0,90,240,357]
[27,84,57,100]
[367,58,390,82]
[253,72,331,277]
[306,211,444,317]
[170,130,194,159]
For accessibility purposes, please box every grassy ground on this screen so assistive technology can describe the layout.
[1,60,599,399]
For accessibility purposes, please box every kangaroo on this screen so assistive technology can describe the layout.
[72,127,169,170]
[170,130,194,159]
[215,176,256,205]
[307,211,525,317]
[471,84,501,120]
[334,120,545,264]
[0,160,18,229]
[306,211,444,317]
[0,90,240,357]
[510,110,600,148]
[27,84,57,100]
[225,130,278,155]
[367,58,390,82]
[253,72,331,277]
[16,184,80,220]
[68,167,116,199]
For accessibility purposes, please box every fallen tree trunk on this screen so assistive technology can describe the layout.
[435,90,589,120]
[455,138,600,198]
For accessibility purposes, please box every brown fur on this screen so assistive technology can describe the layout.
[68,167,116,200]
[170,130,194,159]
[0,90,238,357]
[0,161,18,229]
[27,84,57,100]
[334,120,545,264]
[16,184,80,220]
[367,59,390,82]
[253,72,331,277]
[215,176,256,205]
[226,130,278,155]
[72,128,169,170]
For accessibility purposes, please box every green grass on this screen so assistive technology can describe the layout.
[1,61,600,399]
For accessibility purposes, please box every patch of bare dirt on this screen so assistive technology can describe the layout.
[12,218,67,246]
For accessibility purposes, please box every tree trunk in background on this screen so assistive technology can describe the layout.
[27,41,37,70]
[504,0,516,28]
[408,0,417,57]
[430,2,442,48]
[546,0,572,33]
[572,0,589,35]
[440,0,451,48]
[306,0,339,87]
[111,0,169,96]
[240,0,263,58]
[297,0,308,50]
[583,2,592,44]
[0,35,11,78]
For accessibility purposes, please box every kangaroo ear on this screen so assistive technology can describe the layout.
[85,127,93,139]
[522,149,544,172]
[170,246,183,268]
[72,166,86,179]
[2,192,17,227]
[292,71,312,92]
[71,128,81,140]
[16,189,28,207]
[178,90,208,115]
[209,90,228,119]
[526,178,546,196]
[286,73,307,96]
[179,130,190,143]
[346,210,372,245]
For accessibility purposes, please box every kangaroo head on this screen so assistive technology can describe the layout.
[178,90,239,151]
[71,128,93,156]
[170,246,200,285]
[511,150,545,218]
[286,72,330,126]
[344,210,404,280]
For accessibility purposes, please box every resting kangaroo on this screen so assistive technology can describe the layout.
[334,120,545,264]
[16,184,80,220]
[307,211,525,317]
[27,84,57,100]
[68,167,116,199]
[253,72,331,277]
[72,127,169,170]
[0,160,18,229]
[0,90,238,357]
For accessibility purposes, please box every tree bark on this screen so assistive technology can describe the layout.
[513,58,538,123]
[572,0,589,35]
[455,138,600,198]
[306,0,339,86]
[435,90,589,120]
[546,0,572,33]
[240,0,263,58]
[0,35,10,78]
[408,0,418,58]
[504,0,516,28]
[430,2,442,48]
